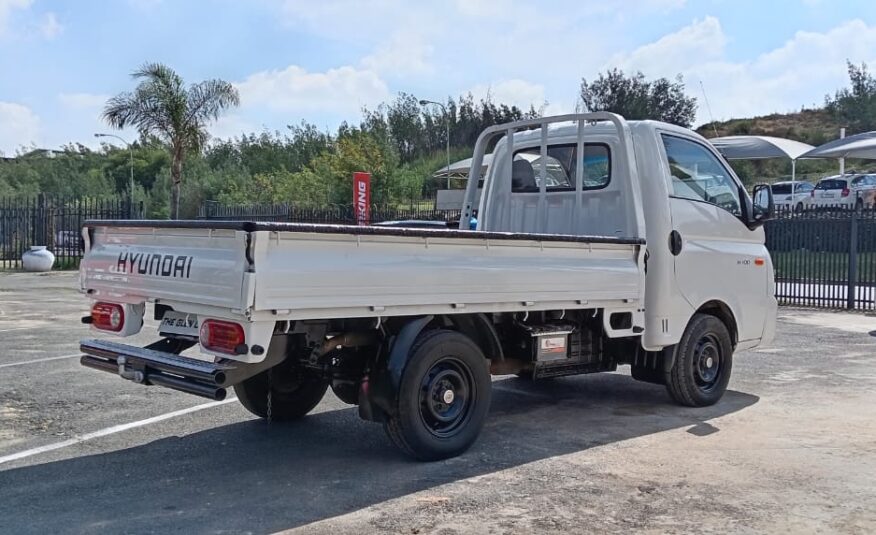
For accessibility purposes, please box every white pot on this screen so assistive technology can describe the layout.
[22,246,56,272]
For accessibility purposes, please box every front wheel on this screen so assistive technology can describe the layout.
[234,362,328,421]
[665,313,733,407]
[384,329,491,461]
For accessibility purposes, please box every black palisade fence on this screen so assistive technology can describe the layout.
[199,200,462,226]
[0,195,141,270]
[765,204,876,310]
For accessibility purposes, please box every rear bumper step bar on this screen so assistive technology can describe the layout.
[80,338,283,401]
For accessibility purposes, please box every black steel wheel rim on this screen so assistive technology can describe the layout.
[418,357,475,438]
[693,333,722,391]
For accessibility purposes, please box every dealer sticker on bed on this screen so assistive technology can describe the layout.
[159,311,199,338]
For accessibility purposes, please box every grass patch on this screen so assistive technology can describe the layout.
[772,250,876,281]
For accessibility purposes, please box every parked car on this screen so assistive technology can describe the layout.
[770,181,813,211]
[810,174,876,209]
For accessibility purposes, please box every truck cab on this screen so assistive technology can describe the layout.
[78,113,777,461]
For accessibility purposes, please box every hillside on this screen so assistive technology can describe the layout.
[696,109,843,145]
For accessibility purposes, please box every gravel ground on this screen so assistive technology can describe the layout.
[0,271,874,534]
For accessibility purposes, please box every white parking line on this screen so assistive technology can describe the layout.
[0,326,37,333]
[0,353,82,369]
[0,398,237,466]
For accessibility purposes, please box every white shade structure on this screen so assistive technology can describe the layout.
[801,131,876,160]
[433,154,494,179]
[709,135,815,185]
[709,135,815,161]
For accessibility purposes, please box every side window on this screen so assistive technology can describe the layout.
[511,144,610,193]
[662,134,742,216]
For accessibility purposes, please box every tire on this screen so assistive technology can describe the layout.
[234,361,328,422]
[665,313,733,407]
[383,329,491,461]
[795,202,804,213]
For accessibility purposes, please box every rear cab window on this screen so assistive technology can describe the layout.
[511,144,610,193]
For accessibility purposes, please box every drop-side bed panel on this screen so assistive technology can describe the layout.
[250,228,644,319]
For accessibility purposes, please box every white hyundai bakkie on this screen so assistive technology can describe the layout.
[79,113,778,460]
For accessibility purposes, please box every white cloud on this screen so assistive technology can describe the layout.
[0,102,40,155]
[610,16,725,75]
[39,11,61,39]
[208,114,263,141]
[611,17,876,124]
[361,31,434,77]
[467,79,547,111]
[0,0,31,35]
[235,64,390,114]
[58,92,109,110]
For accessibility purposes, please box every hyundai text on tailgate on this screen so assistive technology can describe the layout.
[79,113,778,460]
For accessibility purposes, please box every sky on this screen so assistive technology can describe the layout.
[1,0,876,155]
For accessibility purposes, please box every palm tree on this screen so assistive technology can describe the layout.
[103,63,240,218]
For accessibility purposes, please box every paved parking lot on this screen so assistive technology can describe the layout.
[1,271,875,534]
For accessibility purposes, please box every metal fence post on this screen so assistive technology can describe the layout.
[847,206,859,310]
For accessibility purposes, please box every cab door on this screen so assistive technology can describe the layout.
[659,133,770,343]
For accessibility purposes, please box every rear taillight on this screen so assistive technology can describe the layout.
[91,302,124,332]
[810,190,815,198]
[200,320,245,355]
[842,188,850,197]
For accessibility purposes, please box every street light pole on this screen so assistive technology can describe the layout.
[419,99,451,190]
[94,133,134,210]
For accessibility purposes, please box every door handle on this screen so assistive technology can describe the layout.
[669,230,683,256]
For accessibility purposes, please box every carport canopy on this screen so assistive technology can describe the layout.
[709,135,815,161]
[801,131,876,160]
[433,154,494,179]
[709,135,815,184]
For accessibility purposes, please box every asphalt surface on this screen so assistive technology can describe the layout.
[1,271,875,534]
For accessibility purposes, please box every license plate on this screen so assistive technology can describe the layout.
[822,192,834,198]
[159,311,199,338]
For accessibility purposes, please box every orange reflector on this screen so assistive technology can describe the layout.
[754,258,765,266]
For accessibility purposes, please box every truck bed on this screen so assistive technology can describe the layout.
[81,220,646,320]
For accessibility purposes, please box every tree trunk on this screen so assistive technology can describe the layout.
[170,146,183,219]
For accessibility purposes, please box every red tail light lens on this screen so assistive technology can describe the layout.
[92,302,124,332]
[810,190,815,197]
[200,320,245,355]
[842,188,850,197]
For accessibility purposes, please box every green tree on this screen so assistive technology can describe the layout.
[826,61,876,133]
[102,62,239,218]
[580,69,698,127]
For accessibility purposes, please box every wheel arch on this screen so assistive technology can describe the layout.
[696,300,738,348]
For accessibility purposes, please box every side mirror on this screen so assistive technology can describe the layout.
[749,183,775,228]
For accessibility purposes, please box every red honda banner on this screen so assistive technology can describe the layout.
[353,172,371,225]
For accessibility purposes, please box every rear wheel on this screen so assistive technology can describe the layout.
[665,313,733,407]
[384,329,491,461]
[234,362,328,421]
[795,202,804,213]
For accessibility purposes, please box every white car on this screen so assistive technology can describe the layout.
[770,181,813,211]
[810,174,876,209]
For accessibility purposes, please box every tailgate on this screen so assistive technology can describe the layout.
[81,225,250,310]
